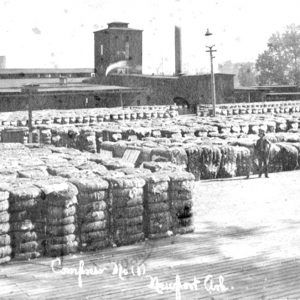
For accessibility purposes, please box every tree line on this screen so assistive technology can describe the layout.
[219,24,300,87]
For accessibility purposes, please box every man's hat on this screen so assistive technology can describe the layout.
[258,128,266,135]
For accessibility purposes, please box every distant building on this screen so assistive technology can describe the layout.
[103,73,235,111]
[0,56,6,69]
[94,22,235,111]
[94,22,143,77]
[0,68,94,79]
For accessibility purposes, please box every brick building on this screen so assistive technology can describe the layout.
[94,22,235,111]
[94,22,143,77]
[102,73,235,110]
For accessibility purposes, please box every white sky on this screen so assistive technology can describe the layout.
[0,0,299,74]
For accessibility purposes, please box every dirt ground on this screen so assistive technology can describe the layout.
[1,170,300,299]
[193,170,300,262]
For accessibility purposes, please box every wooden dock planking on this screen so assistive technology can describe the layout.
[1,170,300,299]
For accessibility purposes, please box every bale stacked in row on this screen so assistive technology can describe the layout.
[290,143,300,166]
[67,128,80,149]
[199,145,222,179]
[40,129,52,145]
[0,191,11,264]
[185,144,202,181]
[277,143,299,171]
[218,145,238,178]
[169,172,195,234]
[235,146,252,177]
[8,185,43,260]
[36,181,78,257]
[70,177,110,251]
[108,176,145,246]
[78,128,97,153]
[143,161,185,173]
[269,144,284,173]
[143,173,171,239]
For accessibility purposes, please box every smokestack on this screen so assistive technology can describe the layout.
[0,56,6,69]
[175,26,182,75]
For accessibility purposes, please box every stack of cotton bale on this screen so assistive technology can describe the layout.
[114,142,131,158]
[77,128,97,153]
[32,128,40,143]
[51,127,64,147]
[290,143,300,166]
[133,127,152,140]
[194,126,208,138]
[143,173,171,239]
[235,146,252,177]
[218,145,238,178]
[267,121,276,133]
[240,123,250,134]
[74,160,108,176]
[276,118,289,132]
[70,177,110,251]
[143,161,185,173]
[40,128,52,145]
[118,167,151,176]
[184,144,201,181]
[101,157,135,170]
[249,122,260,134]
[218,123,231,135]
[17,166,49,179]
[7,184,43,260]
[99,141,116,157]
[108,176,145,246]
[94,129,103,152]
[36,180,78,257]
[47,164,81,179]
[277,143,299,171]
[199,145,222,179]
[134,145,155,167]
[161,128,182,139]
[268,143,283,173]
[168,146,188,169]
[168,172,195,234]
[0,191,11,264]
[66,127,80,149]
[41,153,71,173]
[102,128,122,142]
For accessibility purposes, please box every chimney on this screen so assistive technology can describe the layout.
[175,26,182,75]
[107,22,129,29]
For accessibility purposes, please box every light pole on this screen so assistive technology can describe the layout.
[205,29,217,117]
[21,84,39,143]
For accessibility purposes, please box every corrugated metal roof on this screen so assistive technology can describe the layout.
[0,68,94,75]
[0,83,145,94]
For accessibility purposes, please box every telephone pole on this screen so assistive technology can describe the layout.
[205,29,217,117]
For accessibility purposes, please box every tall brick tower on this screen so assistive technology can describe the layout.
[94,22,143,77]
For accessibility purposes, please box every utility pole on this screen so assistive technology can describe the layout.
[205,29,217,117]
[22,84,39,143]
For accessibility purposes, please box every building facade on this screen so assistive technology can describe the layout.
[94,22,143,77]
[103,73,235,110]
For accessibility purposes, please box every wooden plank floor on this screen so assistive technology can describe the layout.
[1,170,300,299]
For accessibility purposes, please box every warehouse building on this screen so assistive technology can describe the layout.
[0,22,234,112]
[94,22,235,112]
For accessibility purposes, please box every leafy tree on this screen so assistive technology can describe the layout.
[218,60,242,86]
[256,24,300,85]
[237,63,257,86]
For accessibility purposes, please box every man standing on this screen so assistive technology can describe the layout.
[255,129,271,178]
[246,128,271,179]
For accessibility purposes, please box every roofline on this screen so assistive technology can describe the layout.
[0,68,94,74]
[93,28,143,34]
